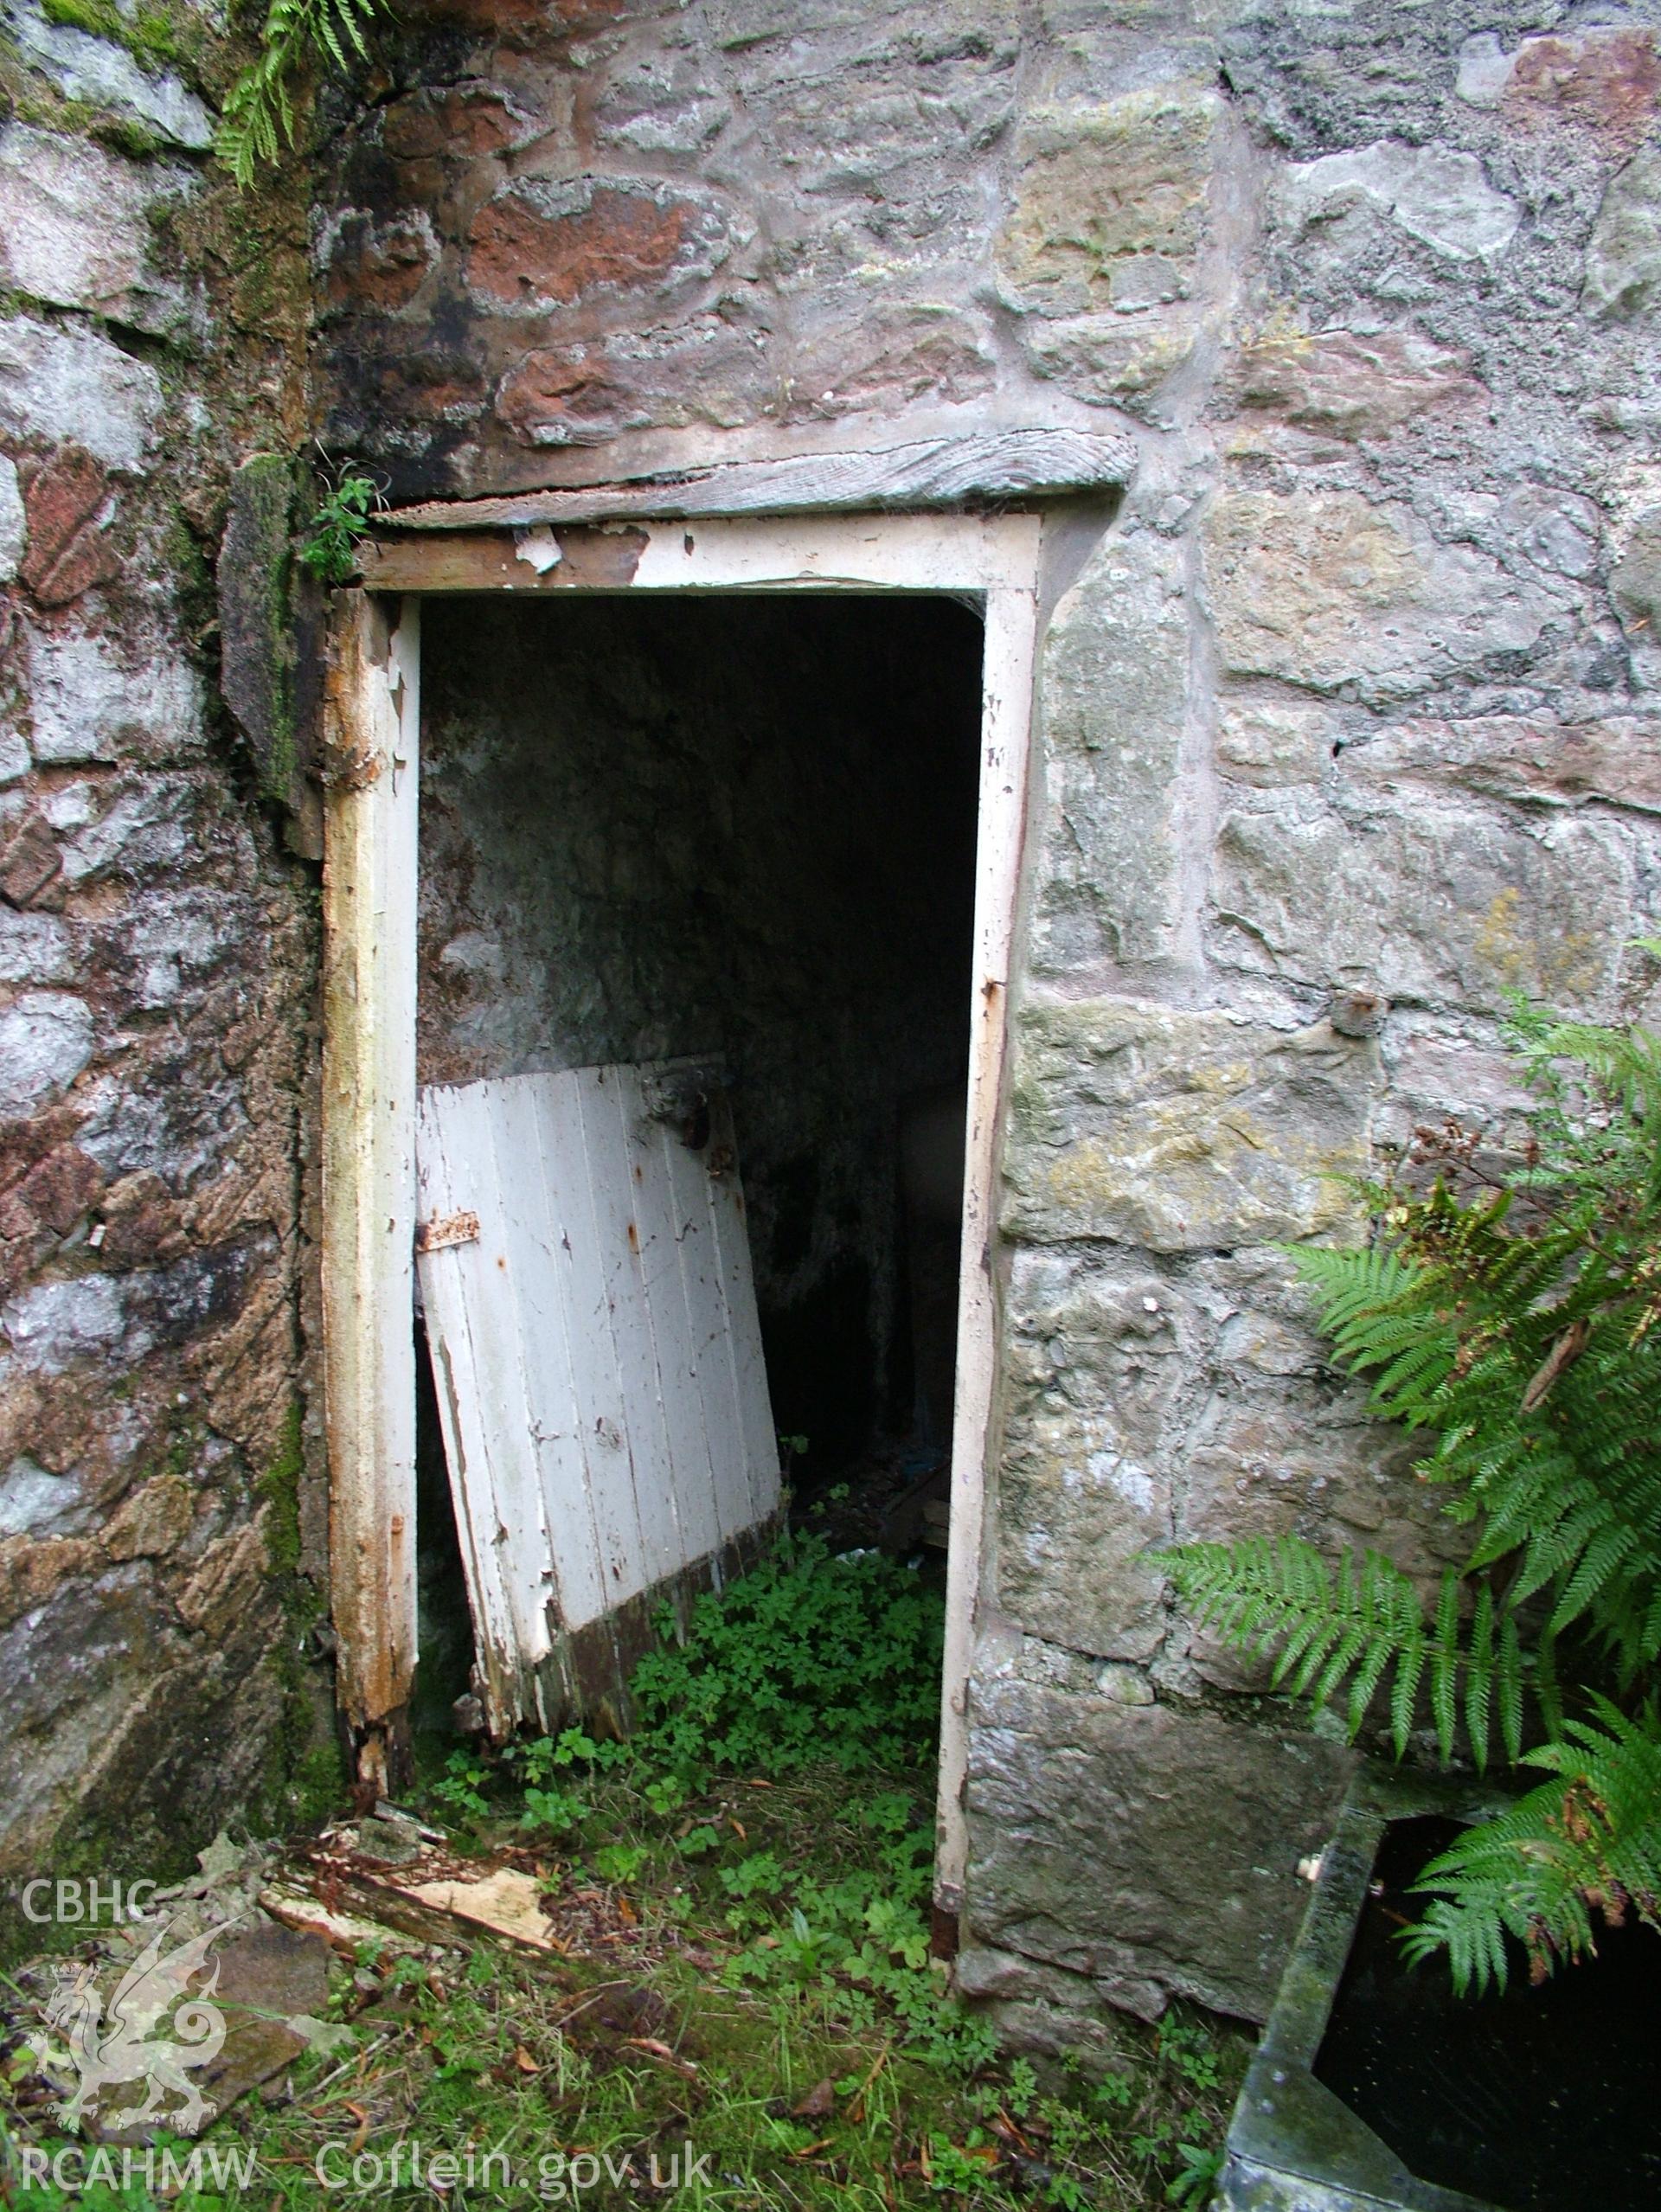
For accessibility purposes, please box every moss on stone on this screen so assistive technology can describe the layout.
[260,1397,305,1580]
[38,0,184,70]
[218,452,301,808]
[255,1402,348,1833]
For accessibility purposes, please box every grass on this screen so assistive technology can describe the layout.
[1,1542,1247,2209]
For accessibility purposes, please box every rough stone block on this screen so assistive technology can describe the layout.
[964,1664,1355,2021]
[15,1142,102,1234]
[18,449,119,606]
[0,1455,89,1538]
[998,86,1220,313]
[382,81,540,160]
[1215,697,1333,788]
[466,176,747,315]
[494,345,631,448]
[1203,490,1555,706]
[1374,1025,1537,1153]
[217,455,300,807]
[495,300,781,446]
[1017,311,1198,412]
[1586,144,1661,319]
[1228,324,1481,439]
[0,124,189,335]
[1004,997,1375,1252]
[1275,141,1520,266]
[55,775,193,888]
[0,909,70,984]
[320,210,438,316]
[0,813,60,910]
[1029,529,1190,976]
[787,291,997,420]
[997,1254,1189,1659]
[1613,509,1661,684]
[24,623,201,765]
[1459,29,1661,143]
[1209,790,1642,1016]
[595,50,732,152]
[103,1471,196,1561]
[1340,714,1661,817]
[1177,1398,1463,1689]
[0,991,93,1120]
[0,316,161,474]
[1,1271,128,1375]
[0,457,22,584]
[0,1,213,149]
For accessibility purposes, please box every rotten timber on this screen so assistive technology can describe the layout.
[321,591,421,1796]
[377,427,1134,535]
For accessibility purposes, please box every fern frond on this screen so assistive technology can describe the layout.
[216,0,388,187]
[1403,1700,1661,1993]
[1164,1539,1508,1760]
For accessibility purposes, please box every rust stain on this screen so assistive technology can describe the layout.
[547,527,648,587]
[415,1207,480,1253]
[626,1221,639,1253]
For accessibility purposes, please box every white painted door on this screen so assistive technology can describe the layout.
[414,1062,779,1732]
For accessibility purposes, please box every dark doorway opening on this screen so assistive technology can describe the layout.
[409,592,984,1712]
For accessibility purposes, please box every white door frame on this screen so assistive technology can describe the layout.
[322,510,1046,1914]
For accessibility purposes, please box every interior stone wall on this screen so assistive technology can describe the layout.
[0,5,332,1880]
[317,0,1661,2028]
[415,592,982,1467]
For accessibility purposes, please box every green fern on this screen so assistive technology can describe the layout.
[217,0,386,187]
[1166,1537,1525,1766]
[1160,996,1661,1989]
[1403,1700,1661,1995]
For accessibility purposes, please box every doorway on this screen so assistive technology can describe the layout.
[417,589,980,1491]
[320,510,1045,1918]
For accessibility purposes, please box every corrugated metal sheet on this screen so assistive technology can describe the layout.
[414,1062,779,1733]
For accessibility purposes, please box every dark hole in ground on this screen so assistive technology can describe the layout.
[412,594,983,1718]
[1313,1813,1661,2212]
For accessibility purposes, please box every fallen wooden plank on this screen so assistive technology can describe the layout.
[402,1868,555,1951]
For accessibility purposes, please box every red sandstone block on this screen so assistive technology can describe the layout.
[20,451,119,608]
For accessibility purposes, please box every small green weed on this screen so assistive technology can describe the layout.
[3,1542,1244,2211]
[296,471,379,587]
[632,1530,946,1779]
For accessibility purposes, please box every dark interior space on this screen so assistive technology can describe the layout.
[411,592,984,1620]
[1314,1813,1661,2212]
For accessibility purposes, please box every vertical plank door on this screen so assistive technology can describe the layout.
[414,1062,780,1734]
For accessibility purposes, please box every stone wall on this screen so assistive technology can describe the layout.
[315,0,1661,2026]
[3,0,1656,2029]
[0,5,331,1879]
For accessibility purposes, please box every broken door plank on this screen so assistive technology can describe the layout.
[416,1064,779,1734]
[416,1080,555,1723]
[651,1095,765,1542]
[535,1070,660,1608]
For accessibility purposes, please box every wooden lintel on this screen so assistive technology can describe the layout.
[359,512,1045,599]
[360,529,649,596]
